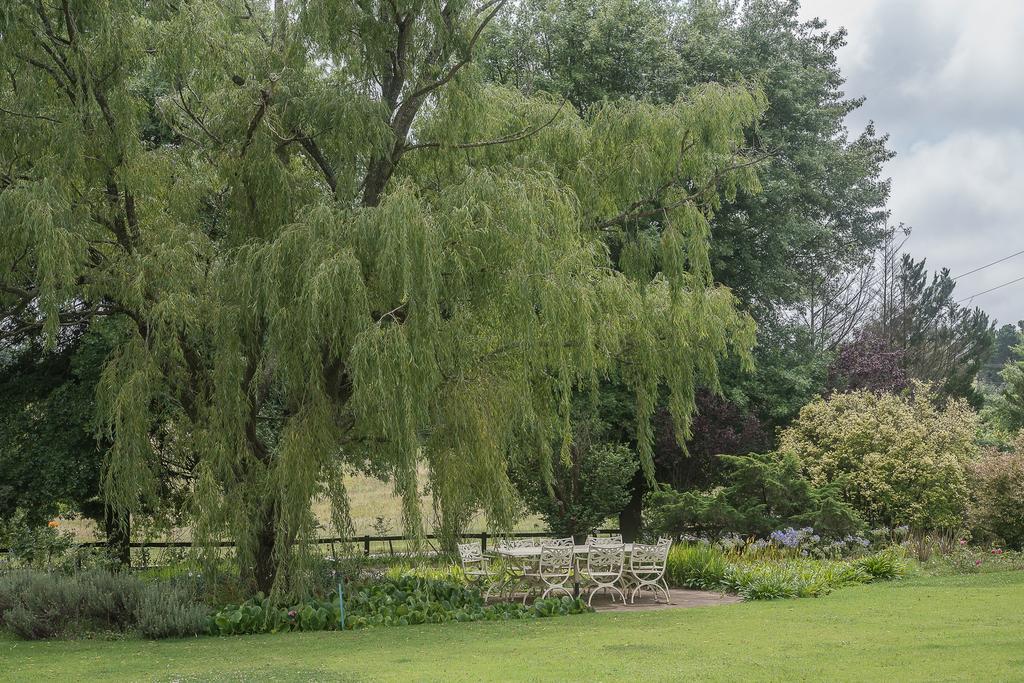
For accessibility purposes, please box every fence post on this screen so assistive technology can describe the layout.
[481,531,488,553]
[363,534,370,556]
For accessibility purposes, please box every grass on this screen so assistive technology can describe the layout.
[3,571,1023,681]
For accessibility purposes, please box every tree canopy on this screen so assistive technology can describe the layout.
[481,0,895,478]
[1,0,763,591]
[483,0,893,325]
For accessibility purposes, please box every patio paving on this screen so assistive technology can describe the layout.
[588,587,743,612]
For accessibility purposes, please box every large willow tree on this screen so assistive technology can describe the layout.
[0,0,762,592]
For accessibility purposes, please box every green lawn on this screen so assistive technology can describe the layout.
[3,571,1023,682]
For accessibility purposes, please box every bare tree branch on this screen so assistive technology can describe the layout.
[296,134,338,193]
[0,106,62,124]
[403,0,507,104]
[172,82,224,146]
[405,98,567,152]
[240,89,270,157]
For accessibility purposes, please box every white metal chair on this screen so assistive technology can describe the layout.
[496,538,537,550]
[522,543,575,604]
[545,537,575,548]
[586,534,623,546]
[627,541,671,604]
[457,542,491,584]
[493,538,537,599]
[580,543,626,606]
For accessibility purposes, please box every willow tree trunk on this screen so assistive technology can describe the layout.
[618,469,646,543]
[104,507,131,567]
[253,502,278,594]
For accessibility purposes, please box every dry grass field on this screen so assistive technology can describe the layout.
[59,470,546,544]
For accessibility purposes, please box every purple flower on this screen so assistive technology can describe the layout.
[770,528,802,548]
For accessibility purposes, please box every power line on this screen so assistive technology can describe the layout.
[952,248,1024,280]
[956,274,1024,304]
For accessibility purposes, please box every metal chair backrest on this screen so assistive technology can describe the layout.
[545,537,575,548]
[586,543,625,576]
[629,543,666,574]
[539,543,574,578]
[496,538,536,551]
[586,534,623,546]
[458,542,483,568]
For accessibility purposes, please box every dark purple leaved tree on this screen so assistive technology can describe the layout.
[827,333,908,394]
[654,390,770,490]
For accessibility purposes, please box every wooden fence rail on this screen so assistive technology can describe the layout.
[1,529,623,559]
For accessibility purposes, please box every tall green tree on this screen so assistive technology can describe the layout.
[484,0,684,108]
[483,0,892,534]
[0,333,104,526]
[992,335,1024,433]
[510,416,638,540]
[1,0,761,592]
[979,323,1024,389]
[0,322,143,563]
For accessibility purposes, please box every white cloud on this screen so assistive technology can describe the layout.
[797,0,1024,323]
[890,130,1024,228]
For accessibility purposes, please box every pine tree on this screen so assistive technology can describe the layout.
[994,337,1024,433]
[876,255,994,405]
[1,0,762,593]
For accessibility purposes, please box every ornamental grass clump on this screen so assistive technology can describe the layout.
[664,543,907,601]
[853,548,909,581]
[665,543,728,589]
[719,559,876,600]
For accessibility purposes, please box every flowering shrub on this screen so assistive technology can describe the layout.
[764,527,873,559]
[769,527,818,549]
[967,443,1024,549]
[919,538,1024,576]
[779,384,978,530]
[0,511,76,569]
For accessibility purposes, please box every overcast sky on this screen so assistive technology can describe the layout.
[798,0,1024,326]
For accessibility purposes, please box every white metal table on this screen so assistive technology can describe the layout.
[486,544,635,602]
[491,544,635,558]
